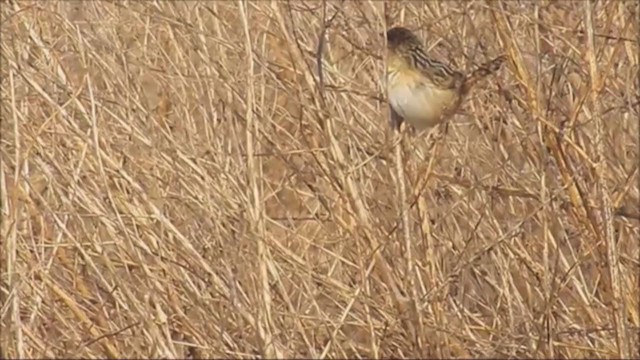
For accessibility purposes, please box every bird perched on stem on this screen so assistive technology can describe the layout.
[385,26,507,132]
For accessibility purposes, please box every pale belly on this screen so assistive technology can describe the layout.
[388,80,460,130]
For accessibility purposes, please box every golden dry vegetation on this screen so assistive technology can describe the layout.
[1,1,639,358]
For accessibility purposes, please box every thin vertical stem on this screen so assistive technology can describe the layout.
[238,1,277,358]
[583,1,629,357]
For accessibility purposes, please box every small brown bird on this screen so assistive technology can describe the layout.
[385,26,506,131]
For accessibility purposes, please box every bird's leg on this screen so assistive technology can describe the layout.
[389,106,404,131]
[424,123,448,150]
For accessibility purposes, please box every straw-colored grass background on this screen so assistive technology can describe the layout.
[1,0,638,358]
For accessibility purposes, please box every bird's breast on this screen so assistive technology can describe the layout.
[387,71,461,130]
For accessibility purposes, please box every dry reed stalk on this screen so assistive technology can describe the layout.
[583,1,629,356]
[238,1,279,358]
[2,67,23,359]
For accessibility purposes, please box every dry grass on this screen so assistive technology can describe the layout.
[1,0,639,358]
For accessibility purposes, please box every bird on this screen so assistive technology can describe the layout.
[385,26,507,132]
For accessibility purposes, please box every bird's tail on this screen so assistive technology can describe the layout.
[461,54,507,95]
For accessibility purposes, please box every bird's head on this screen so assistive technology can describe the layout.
[385,26,421,50]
